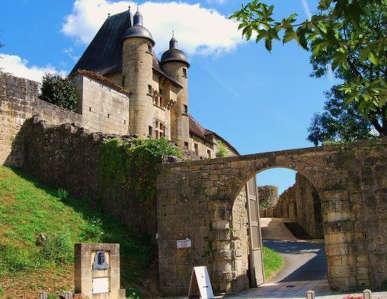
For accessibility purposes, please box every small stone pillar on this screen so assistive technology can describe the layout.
[363,289,372,299]
[74,243,125,299]
[306,290,315,299]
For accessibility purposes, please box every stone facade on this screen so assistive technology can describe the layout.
[157,139,387,295]
[73,74,129,135]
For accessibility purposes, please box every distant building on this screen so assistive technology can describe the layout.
[70,7,238,159]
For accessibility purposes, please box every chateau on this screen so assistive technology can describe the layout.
[69,8,237,158]
[0,6,386,298]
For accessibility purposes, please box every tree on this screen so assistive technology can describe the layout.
[40,74,80,111]
[307,85,374,145]
[231,0,387,137]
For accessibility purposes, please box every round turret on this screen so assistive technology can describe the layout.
[121,7,155,137]
[160,36,189,66]
[122,9,155,46]
[160,36,190,147]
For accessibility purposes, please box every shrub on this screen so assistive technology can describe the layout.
[216,141,227,158]
[40,74,79,111]
[40,233,73,265]
[80,217,104,241]
[126,288,141,299]
[99,138,181,202]
[57,189,69,201]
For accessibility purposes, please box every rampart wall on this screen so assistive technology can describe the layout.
[260,174,323,238]
[0,73,82,166]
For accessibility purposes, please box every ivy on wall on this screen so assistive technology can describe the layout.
[98,138,181,202]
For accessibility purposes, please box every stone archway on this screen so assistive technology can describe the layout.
[230,167,327,293]
[156,139,387,296]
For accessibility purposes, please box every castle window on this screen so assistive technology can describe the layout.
[207,150,212,159]
[194,143,199,155]
[159,123,165,138]
[154,121,165,139]
[122,75,126,87]
[183,105,188,115]
[124,119,126,125]
[89,107,92,112]
[107,114,110,118]
[148,126,153,137]
[184,142,189,150]
[183,68,187,78]
[148,85,152,95]
[147,43,152,52]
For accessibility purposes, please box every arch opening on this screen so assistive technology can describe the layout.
[230,167,328,295]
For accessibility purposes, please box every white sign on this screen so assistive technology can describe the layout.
[177,238,192,249]
[92,277,109,294]
[188,266,214,299]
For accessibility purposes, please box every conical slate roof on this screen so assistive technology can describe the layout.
[70,11,131,76]
[161,37,189,66]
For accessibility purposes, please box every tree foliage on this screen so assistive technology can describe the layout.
[307,85,374,145]
[231,0,387,137]
[40,74,80,111]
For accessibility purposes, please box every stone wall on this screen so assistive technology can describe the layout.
[260,174,323,238]
[0,73,82,166]
[230,188,250,291]
[157,139,387,294]
[261,184,297,219]
[16,117,156,235]
[295,174,323,238]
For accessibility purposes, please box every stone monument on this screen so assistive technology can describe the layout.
[74,243,125,299]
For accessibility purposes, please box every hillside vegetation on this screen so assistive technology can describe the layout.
[0,166,152,298]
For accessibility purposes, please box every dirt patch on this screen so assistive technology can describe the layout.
[0,265,73,298]
[0,193,15,207]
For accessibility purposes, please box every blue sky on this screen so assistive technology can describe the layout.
[0,0,333,193]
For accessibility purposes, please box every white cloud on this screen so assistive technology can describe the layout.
[62,0,243,55]
[0,54,65,82]
[301,0,312,20]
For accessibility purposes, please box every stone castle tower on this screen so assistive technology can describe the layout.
[160,36,190,147]
[122,9,157,138]
[121,7,190,146]
[71,7,237,159]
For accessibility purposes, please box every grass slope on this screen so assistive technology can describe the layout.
[263,246,284,281]
[0,166,152,298]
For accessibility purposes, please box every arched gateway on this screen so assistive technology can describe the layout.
[156,139,387,296]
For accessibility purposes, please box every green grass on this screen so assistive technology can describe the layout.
[0,166,152,297]
[263,246,284,281]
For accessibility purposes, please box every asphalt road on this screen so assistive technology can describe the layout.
[264,239,327,283]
